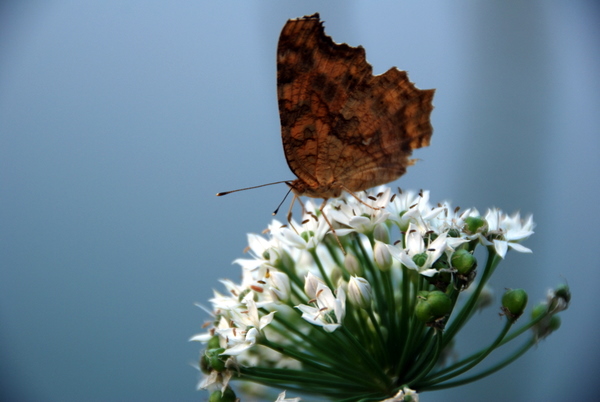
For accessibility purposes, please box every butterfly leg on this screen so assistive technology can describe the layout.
[341,185,381,211]
[319,199,346,255]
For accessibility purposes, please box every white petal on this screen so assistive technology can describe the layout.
[420,268,438,277]
[259,311,276,330]
[508,242,532,253]
[493,239,508,258]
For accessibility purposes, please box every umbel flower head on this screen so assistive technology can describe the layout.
[192,186,569,401]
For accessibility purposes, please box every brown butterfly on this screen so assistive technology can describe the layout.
[277,13,434,201]
[219,13,434,244]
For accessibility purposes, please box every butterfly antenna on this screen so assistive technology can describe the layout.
[272,187,293,215]
[216,180,291,196]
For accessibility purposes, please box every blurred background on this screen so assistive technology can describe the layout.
[1,1,599,401]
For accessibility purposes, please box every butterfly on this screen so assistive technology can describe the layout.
[219,13,434,247]
[277,13,434,201]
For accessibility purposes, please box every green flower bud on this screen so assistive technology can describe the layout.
[205,348,226,372]
[554,284,571,303]
[547,315,561,332]
[451,249,477,274]
[199,353,210,374]
[447,228,461,238]
[207,335,221,350]
[209,387,237,402]
[532,304,561,339]
[412,252,428,268]
[301,230,315,242]
[415,290,452,323]
[531,303,548,321]
[464,216,487,235]
[502,288,528,320]
[432,253,450,270]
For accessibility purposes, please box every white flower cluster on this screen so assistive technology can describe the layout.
[191,186,535,399]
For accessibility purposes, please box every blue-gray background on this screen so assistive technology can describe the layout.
[1,1,599,401]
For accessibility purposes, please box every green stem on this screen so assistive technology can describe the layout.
[443,248,501,347]
[419,337,535,391]
[417,317,513,387]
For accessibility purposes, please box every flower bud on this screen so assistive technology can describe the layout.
[415,290,452,323]
[269,271,291,302]
[373,223,390,244]
[464,216,487,235]
[199,353,210,374]
[451,249,477,274]
[205,348,226,372]
[209,387,237,402]
[412,252,428,268]
[374,240,392,271]
[501,288,528,320]
[548,283,571,313]
[532,303,561,338]
[300,230,315,243]
[207,335,221,349]
[554,284,571,303]
[304,272,321,299]
[348,276,372,309]
[344,252,362,276]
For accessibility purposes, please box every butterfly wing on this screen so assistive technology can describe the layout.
[277,13,434,197]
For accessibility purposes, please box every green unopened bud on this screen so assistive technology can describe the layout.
[554,284,571,303]
[464,216,487,235]
[415,290,452,323]
[205,348,226,372]
[412,252,428,268]
[209,387,237,402]
[432,253,450,270]
[532,303,561,339]
[199,353,210,374]
[502,288,528,320]
[348,276,372,309]
[547,315,561,332]
[447,228,461,238]
[301,230,315,242]
[207,335,221,350]
[531,303,548,321]
[451,249,477,274]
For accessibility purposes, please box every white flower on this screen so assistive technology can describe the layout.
[296,283,346,332]
[275,390,301,402]
[272,201,332,250]
[327,188,391,235]
[387,223,448,277]
[380,387,419,401]
[217,296,275,355]
[483,209,535,258]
